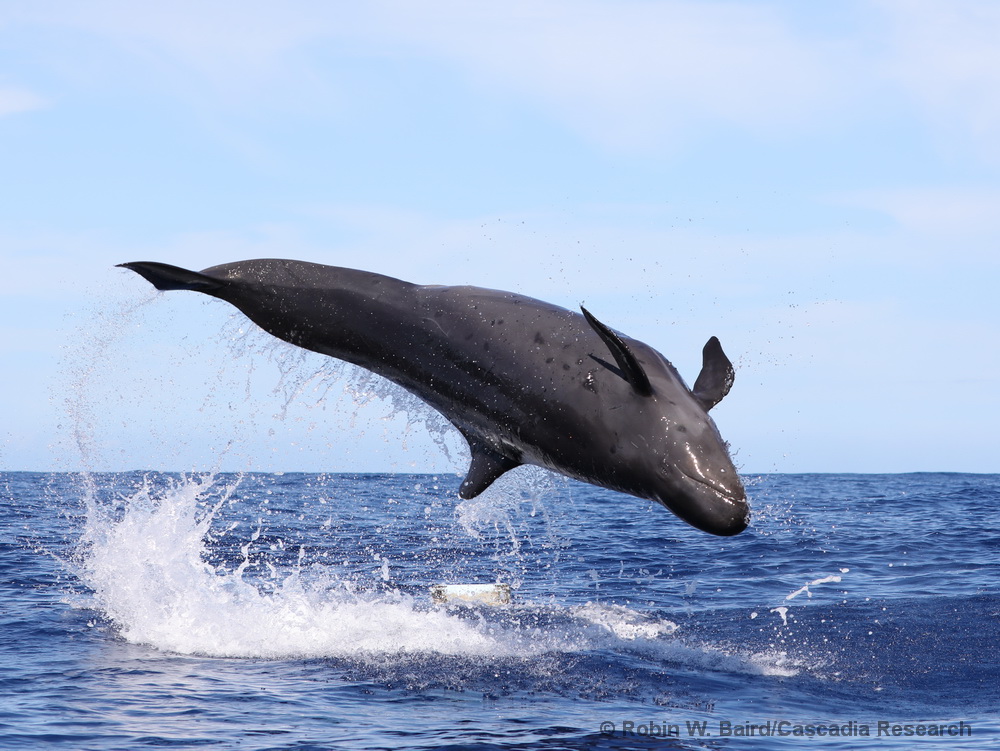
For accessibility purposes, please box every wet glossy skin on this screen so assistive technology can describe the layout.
[120,258,748,536]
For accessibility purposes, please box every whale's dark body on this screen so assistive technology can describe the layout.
[119,259,748,536]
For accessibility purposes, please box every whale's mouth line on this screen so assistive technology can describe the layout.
[678,465,745,504]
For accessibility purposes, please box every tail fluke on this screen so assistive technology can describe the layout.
[117,261,223,293]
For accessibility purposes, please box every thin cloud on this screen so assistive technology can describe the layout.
[13,0,1000,158]
[9,1,852,149]
[878,0,1000,161]
[838,186,1000,239]
[0,86,47,117]
[357,0,853,150]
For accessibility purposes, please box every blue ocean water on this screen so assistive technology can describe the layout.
[1,470,998,749]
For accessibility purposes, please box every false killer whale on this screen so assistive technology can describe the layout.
[119,259,748,536]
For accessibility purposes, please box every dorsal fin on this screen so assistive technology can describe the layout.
[580,307,653,397]
[459,440,521,499]
[692,336,735,411]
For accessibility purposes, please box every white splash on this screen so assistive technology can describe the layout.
[78,475,509,659]
[454,465,564,555]
[570,602,678,640]
[785,570,848,602]
[75,473,789,679]
[770,606,790,626]
[746,649,800,677]
[220,317,469,469]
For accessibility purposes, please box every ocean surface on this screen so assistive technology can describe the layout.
[2,470,998,749]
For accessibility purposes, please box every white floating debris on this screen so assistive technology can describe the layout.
[430,583,512,606]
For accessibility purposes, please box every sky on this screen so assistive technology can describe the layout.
[1,0,998,475]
